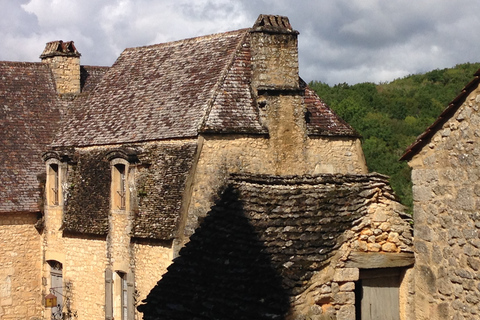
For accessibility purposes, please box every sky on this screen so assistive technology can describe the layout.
[2,0,480,85]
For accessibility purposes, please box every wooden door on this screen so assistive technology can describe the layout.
[358,268,401,320]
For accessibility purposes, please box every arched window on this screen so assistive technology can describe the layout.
[47,260,63,319]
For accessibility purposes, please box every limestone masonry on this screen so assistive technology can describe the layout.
[5,12,477,320]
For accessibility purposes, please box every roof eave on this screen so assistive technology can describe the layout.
[400,72,480,161]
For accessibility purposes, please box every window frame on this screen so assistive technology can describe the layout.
[47,260,63,320]
[111,159,129,211]
[46,159,66,207]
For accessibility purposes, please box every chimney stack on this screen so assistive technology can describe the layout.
[249,15,307,175]
[40,41,81,95]
[249,14,300,92]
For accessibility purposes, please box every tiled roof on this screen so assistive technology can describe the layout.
[303,83,359,137]
[80,65,109,93]
[201,35,267,134]
[401,69,480,160]
[139,173,402,319]
[0,61,107,214]
[133,142,198,240]
[52,27,356,147]
[0,61,62,213]
[52,30,249,147]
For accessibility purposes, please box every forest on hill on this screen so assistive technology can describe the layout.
[310,62,480,210]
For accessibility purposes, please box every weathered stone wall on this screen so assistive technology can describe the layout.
[409,87,480,319]
[42,55,81,94]
[133,241,172,318]
[183,134,367,241]
[289,188,414,320]
[250,30,299,90]
[61,236,107,319]
[0,213,42,320]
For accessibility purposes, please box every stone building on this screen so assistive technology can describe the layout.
[402,70,480,319]
[1,14,413,320]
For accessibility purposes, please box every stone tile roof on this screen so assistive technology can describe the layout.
[303,81,359,136]
[60,143,197,239]
[52,28,356,147]
[52,30,249,147]
[80,65,109,93]
[0,61,62,213]
[401,69,480,160]
[133,142,198,240]
[139,173,401,319]
[0,61,107,214]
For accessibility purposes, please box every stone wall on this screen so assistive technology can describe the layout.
[42,55,81,95]
[289,188,414,320]
[133,241,172,319]
[0,212,42,320]
[409,87,480,319]
[250,26,299,90]
[183,134,367,242]
[61,236,107,319]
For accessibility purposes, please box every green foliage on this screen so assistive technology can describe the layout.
[310,62,480,210]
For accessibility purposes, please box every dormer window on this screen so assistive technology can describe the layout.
[111,160,129,210]
[46,161,63,206]
[51,164,59,205]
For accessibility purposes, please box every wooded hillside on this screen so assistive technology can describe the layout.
[310,62,480,210]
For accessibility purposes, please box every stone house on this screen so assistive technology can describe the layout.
[402,70,480,319]
[1,14,413,320]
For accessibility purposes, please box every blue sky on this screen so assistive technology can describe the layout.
[2,0,480,85]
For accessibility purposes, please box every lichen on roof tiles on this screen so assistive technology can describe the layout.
[52,30,249,147]
[0,62,62,213]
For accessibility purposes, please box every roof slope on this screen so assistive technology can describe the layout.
[0,62,63,213]
[52,27,356,148]
[52,30,249,147]
[139,173,397,319]
[401,69,480,160]
[303,82,358,136]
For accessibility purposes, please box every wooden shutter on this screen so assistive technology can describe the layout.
[127,272,135,320]
[105,269,113,320]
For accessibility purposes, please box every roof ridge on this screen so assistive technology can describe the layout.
[122,28,249,53]
[198,30,250,132]
[0,61,44,66]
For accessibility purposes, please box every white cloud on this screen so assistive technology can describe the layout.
[2,0,480,84]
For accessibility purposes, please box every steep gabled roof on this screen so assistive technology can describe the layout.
[0,61,107,214]
[303,82,359,136]
[0,62,62,213]
[139,173,403,319]
[401,69,480,161]
[52,30,250,147]
[51,26,357,148]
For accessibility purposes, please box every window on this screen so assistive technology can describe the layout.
[121,272,128,320]
[106,270,134,320]
[111,161,128,210]
[48,260,63,320]
[47,162,62,206]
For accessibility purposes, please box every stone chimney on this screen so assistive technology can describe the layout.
[249,14,300,91]
[40,40,81,95]
[249,15,307,175]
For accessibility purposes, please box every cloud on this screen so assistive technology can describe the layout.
[2,0,480,85]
